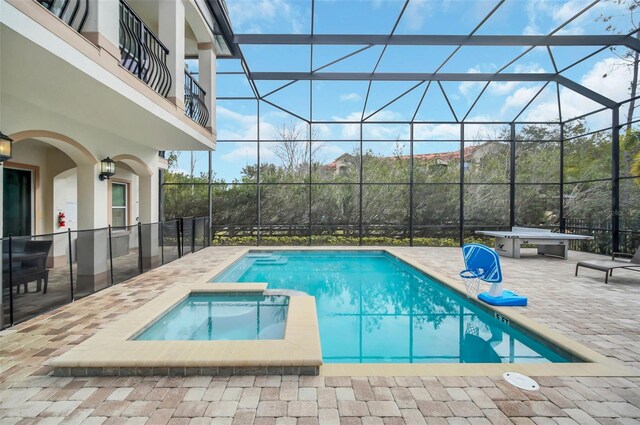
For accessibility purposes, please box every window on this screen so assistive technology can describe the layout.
[111,182,128,227]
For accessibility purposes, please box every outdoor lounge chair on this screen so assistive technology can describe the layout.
[575,247,640,284]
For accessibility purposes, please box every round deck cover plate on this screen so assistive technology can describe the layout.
[503,372,539,391]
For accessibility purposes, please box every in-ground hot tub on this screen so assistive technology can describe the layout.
[135,293,289,341]
[49,283,321,376]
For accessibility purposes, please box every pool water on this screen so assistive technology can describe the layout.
[212,251,572,364]
[135,293,288,341]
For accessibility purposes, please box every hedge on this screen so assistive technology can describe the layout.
[211,235,493,247]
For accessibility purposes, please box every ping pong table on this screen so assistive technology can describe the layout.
[475,227,593,259]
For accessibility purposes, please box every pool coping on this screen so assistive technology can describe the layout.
[197,246,638,377]
[48,282,322,376]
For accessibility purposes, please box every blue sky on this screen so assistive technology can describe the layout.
[174,0,638,181]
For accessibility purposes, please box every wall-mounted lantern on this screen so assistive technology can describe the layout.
[99,157,116,181]
[0,132,14,163]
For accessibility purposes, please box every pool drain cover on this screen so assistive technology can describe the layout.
[503,372,539,391]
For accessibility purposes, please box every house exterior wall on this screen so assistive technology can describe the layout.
[0,0,223,327]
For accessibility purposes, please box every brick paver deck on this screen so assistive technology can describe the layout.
[1,246,639,424]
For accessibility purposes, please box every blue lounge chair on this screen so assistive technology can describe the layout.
[461,243,527,306]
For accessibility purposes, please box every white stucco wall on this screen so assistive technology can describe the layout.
[53,168,77,231]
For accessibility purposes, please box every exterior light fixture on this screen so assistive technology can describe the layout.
[0,132,14,163]
[99,157,116,180]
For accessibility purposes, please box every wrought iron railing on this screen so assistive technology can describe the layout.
[35,0,88,32]
[119,0,171,97]
[184,71,209,127]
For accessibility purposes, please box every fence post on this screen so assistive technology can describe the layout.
[108,225,114,286]
[509,123,516,229]
[177,219,182,258]
[459,123,465,246]
[8,235,14,327]
[160,221,165,265]
[409,123,414,247]
[191,218,196,253]
[138,222,143,274]
[68,229,74,301]
[611,107,620,254]
[559,122,565,233]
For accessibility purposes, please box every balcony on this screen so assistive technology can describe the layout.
[14,0,215,142]
[35,0,88,32]
[118,0,171,98]
[184,71,209,127]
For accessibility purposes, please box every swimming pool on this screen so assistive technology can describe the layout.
[135,293,289,341]
[212,250,572,364]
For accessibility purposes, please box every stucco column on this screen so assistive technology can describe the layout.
[75,164,110,293]
[139,157,159,269]
[198,43,216,132]
[81,0,120,61]
[159,0,185,108]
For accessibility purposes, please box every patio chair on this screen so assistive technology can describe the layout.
[575,246,640,284]
[22,240,53,294]
[2,239,52,294]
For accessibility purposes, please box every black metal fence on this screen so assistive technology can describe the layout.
[1,217,209,329]
[565,218,640,255]
[119,0,171,97]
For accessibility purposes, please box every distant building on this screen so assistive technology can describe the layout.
[323,143,505,176]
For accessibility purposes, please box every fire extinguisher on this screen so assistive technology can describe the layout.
[58,212,66,228]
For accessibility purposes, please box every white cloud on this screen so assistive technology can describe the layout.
[521,0,628,36]
[339,93,362,102]
[459,67,484,99]
[326,110,408,140]
[403,0,430,31]
[312,123,333,139]
[500,86,542,115]
[553,0,584,23]
[216,106,258,140]
[489,64,547,96]
[217,106,288,141]
[581,57,632,103]
[331,112,363,139]
[316,143,347,163]
[220,142,257,162]
[458,63,546,110]
[523,57,633,127]
[227,0,305,34]
[413,124,459,140]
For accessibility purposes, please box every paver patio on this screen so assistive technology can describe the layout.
[1,246,639,424]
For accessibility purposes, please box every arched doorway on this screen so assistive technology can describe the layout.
[4,131,92,237]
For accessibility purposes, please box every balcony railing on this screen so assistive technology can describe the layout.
[119,0,171,97]
[35,0,88,32]
[184,71,209,127]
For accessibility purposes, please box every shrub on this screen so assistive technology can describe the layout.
[211,235,493,247]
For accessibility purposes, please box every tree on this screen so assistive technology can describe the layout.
[272,122,323,178]
[165,151,180,172]
[599,0,640,130]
